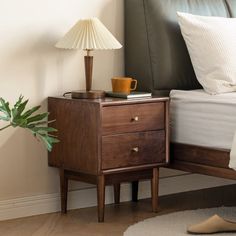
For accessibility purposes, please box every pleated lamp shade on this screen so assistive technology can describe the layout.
[55,17,122,50]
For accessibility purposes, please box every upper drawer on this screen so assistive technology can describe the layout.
[102,102,165,135]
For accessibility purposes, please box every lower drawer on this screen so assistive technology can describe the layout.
[102,131,166,170]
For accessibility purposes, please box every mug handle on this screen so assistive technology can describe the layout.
[130,79,137,91]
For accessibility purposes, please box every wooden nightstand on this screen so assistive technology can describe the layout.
[48,96,169,222]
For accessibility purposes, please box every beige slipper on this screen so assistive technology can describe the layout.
[187,214,236,234]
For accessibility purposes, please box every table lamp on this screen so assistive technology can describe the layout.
[55,17,122,99]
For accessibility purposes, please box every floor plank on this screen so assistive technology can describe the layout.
[0,184,236,236]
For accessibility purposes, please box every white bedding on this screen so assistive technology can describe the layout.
[170,89,236,169]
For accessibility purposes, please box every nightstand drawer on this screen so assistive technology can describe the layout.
[102,102,165,135]
[101,130,166,170]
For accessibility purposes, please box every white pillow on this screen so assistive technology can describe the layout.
[177,12,236,95]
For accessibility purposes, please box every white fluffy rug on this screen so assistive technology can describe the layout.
[124,207,236,236]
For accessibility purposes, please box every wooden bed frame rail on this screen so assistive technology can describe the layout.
[170,143,236,180]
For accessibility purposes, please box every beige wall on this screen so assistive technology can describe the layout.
[0,0,124,201]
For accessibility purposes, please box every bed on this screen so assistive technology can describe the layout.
[125,0,236,180]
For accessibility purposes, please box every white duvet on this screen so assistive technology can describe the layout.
[170,89,236,170]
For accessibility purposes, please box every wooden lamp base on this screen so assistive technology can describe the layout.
[71,90,106,99]
[71,51,106,99]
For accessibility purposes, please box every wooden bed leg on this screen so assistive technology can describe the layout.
[132,181,139,202]
[151,168,159,212]
[113,183,120,204]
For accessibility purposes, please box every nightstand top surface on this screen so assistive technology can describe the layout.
[48,95,169,106]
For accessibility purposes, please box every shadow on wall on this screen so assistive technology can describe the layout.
[0,31,80,100]
[0,29,91,196]
[1,0,124,100]
[88,0,124,91]
[33,33,68,98]
[0,32,67,200]
[0,0,125,200]
[1,0,124,98]
[0,127,59,200]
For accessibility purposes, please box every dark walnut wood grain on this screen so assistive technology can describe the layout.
[48,96,169,222]
[84,55,93,91]
[170,143,236,180]
[151,168,159,212]
[171,143,229,168]
[48,98,100,174]
[170,160,236,180]
[102,131,166,169]
[102,102,164,135]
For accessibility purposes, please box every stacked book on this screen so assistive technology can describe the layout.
[106,91,152,99]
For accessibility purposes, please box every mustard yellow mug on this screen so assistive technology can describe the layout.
[111,77,137,94]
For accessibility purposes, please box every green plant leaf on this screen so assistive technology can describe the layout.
[39,135,53,152]
[38,134,60,152]
[0,98,11,118]
[26,113,49,124]
[13,95,24,109]
[12,100,28,124]
[0,95,59,152]
[26,120,55,127]
[21,105,40,119]
[30,127,58,133]
[0,116,10,121]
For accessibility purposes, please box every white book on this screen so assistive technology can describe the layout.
[106,91,152,99]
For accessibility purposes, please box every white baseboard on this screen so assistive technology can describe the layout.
[0,174,235,221]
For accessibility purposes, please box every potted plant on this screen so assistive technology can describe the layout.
[0,95,59,151]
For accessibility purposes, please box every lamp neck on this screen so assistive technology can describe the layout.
[86,49,92,57]
[84,55,93,91]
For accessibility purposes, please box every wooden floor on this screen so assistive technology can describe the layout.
[1,184,236,236]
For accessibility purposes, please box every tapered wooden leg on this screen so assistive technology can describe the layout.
[97,175,105,222]
[132,181,139,202]
[113,184,120,204]
[151,168,159,212]
[60,169,68,214]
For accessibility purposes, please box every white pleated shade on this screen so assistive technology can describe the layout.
[55,17,122,50]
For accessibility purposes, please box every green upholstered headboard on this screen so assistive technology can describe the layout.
[125,0,236,95]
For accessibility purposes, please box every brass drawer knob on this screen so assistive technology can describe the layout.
[131,116,139,122]
[132,147,139,153]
